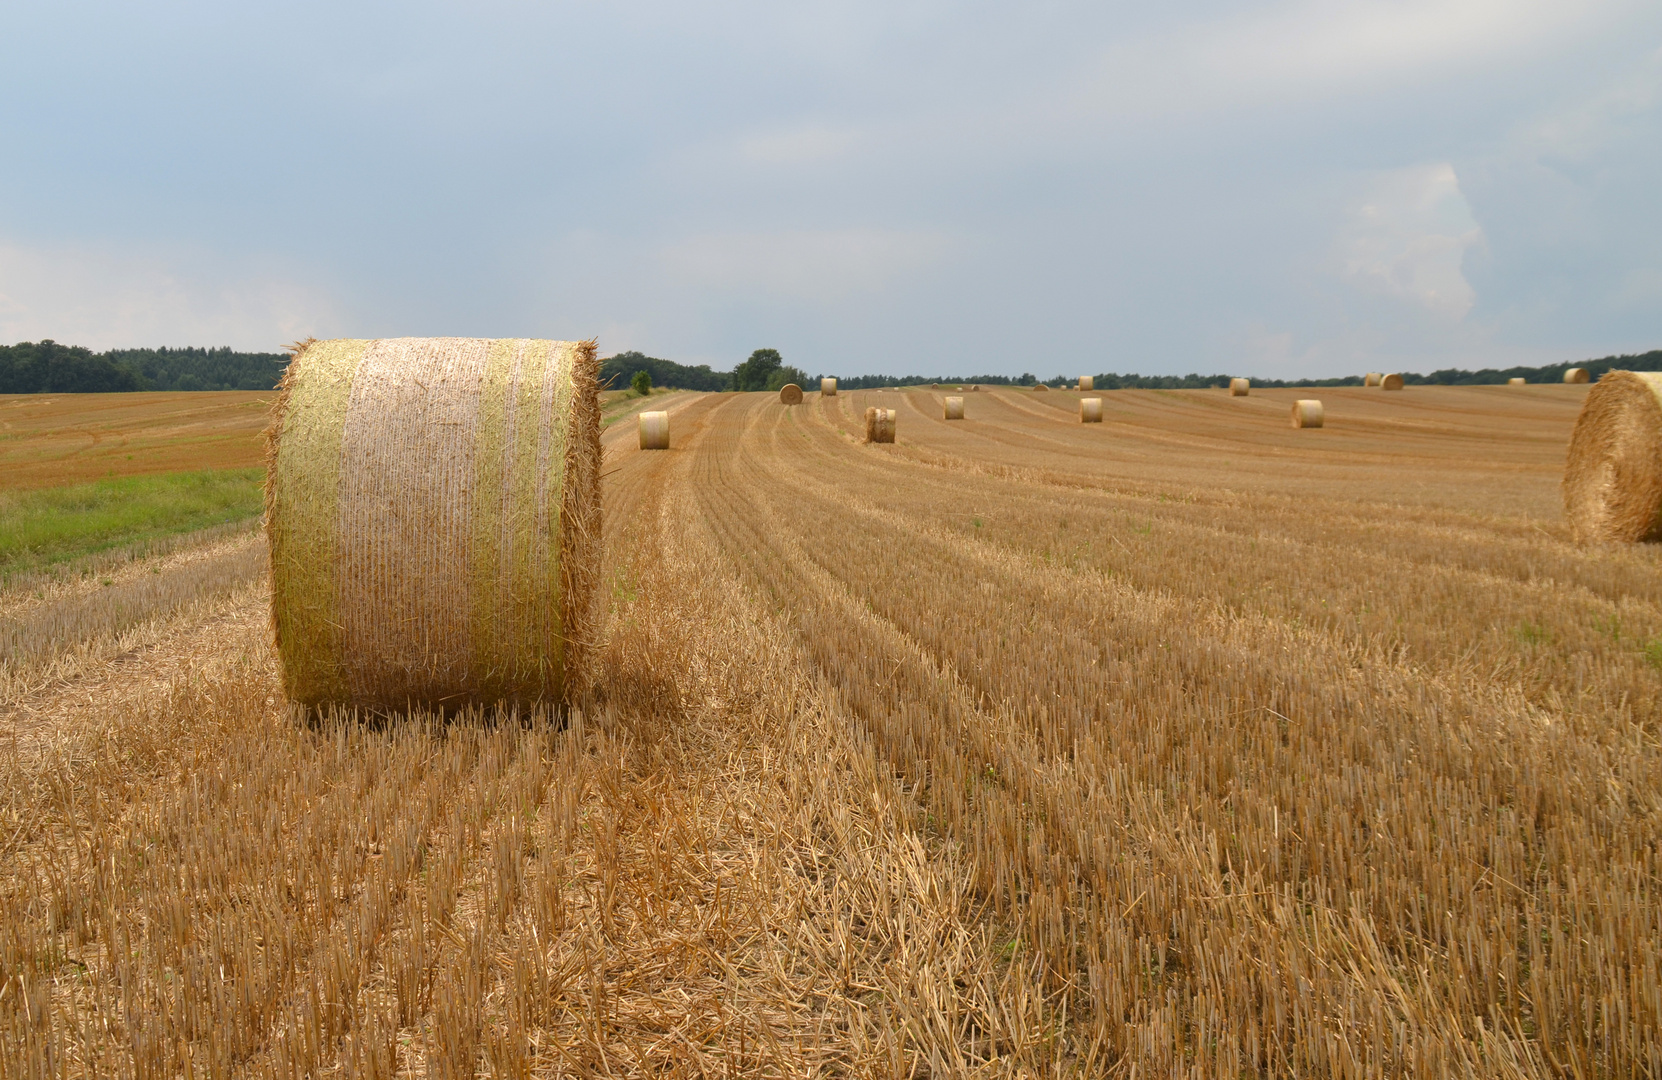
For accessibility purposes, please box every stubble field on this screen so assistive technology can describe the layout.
[2,382,1658,1077]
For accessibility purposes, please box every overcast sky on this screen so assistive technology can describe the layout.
[2,1,1659,378]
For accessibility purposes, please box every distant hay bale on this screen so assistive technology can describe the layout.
[821,377,837,396]
[1562,371,1662,543]
[1509,377,1526,386]
[266,337,601,712]
[1565,367,1590,384]
[864,406,896,443]
[1033,384,1049,392]
[638,410,670,450]
[1381,373,1405,391]
[1229,378,1249,396]
[1291,399,1324,428]
[944,396,965,420]
[779,383,803,405]
[1364,372,1383,387]
[1080,397,1103,423]
[971,385,979,392]
[1078,376,1094,391]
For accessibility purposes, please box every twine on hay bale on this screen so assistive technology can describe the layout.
[1562,371,1662,543]
[1080,397,1103,423]
[265,337,601,712]
[944,396,965,420]
[1509,377,1526,386]
[1381,373,1405,390]
[1565,368,1590,384]
[1364,372,1383,387]
[1229,378,1250,397]
[1291,399,1324,428]
[779,383,803,405]
[864,407,896,443]
[638,410,670,450]
[820,377,837,396]
[1078,376,1094,391]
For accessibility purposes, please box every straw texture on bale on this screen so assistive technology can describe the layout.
[779,383,803,405]
[1562,371,1662,543]
[1509,377,1527,386]
[265,337,601,712]
[1080,397,1103,423]
[1364,372,1383,387]
[864,406,896,443]
[1291,399,1324,428]
[943,396,965,420]
[1381,373,1405,390]
[638,410,670,450]
[1565,367,1590,384]
[820,377,837,396]
[1229,378,1250,397]
[1078,376,1094,391]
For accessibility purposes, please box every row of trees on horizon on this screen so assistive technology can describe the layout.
[3,338,1659,395]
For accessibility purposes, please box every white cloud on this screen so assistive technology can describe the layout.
[655,228,957,303]
[0,240,338,350]
[1335,163,1482,319]
[737,124,863,166]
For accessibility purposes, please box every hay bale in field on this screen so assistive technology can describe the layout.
[1364,372,1383,387]
[1291,399,1324,428]
[1509,377,1526,386]
[1381,373,1405,390]
[971,385,979,392]
[1080,397,1103,423]
[1078,376,1094,391]
[864,406,896,443]
[1565,367,1590,384]
[266,337,601,712]
[1562,371,1662,543]
[779,383,804,405]
[944,396,965,420]
[1229,378,1249,396]
[638,410,670,450]
[821,377,837,396]
[1033,384,1049,392]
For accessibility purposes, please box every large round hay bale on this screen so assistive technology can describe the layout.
[864,406,896,443]
[1229,378,1249,396]
[1562,371,1662,543]
[1565,367,1590,384]
[943,396,965,420]
[266,337,601,712]
[1080,397,1103,423]
[638,410,670,450]
[1291,399,1324,428]
[1033,384,1049,392]
[1364,372,1383,387]
[1381,373,1405,390]
[779,383,803,405]
[1078,375,1094,391]
[821,377,837,396]
[1508,377,1526,386]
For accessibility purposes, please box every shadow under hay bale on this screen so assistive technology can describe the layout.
[1563,370,1662,543]
[864,406,896,443]
[266,337,601,714]
[1291,399,1324,428]
[639,410,669,450]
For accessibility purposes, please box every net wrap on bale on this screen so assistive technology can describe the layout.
[943,396,965,420]
[1291,399,1324,428]
[639,410,670,450]
[1562,371,1662,543]
[1080,397,1103,423]
[1229,378,1250,396]
[266,337,601,712]
[864,406,896,443]
[820,377,837,396]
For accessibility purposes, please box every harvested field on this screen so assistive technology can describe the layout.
[3,382,1659,1077]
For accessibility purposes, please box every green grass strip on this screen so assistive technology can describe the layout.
[0,468,266,573]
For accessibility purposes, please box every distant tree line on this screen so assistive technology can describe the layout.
[0,341,288,392]
[601,348,810,393]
